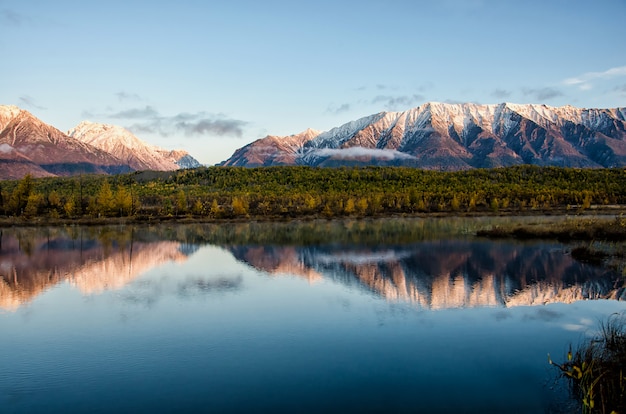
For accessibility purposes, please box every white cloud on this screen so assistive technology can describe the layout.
[563,65,626,90]
[311,147,416,161]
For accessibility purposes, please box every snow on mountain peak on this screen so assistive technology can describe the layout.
[221,101,626,169]
[0,105,26,130]
[68,121,199,171]
[308,112,387,149]
[0,105,22,117]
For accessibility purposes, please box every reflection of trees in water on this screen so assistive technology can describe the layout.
[1,218,624,311]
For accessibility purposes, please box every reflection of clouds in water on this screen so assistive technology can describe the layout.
[177,275,243,297]
[563,317,597,333]
[117,273,244,307]
[325,295,353,311]
[117,291,158,308]
[562,323,588,332]
[522,308,564,322]
[494,311,512,321]
[315,250,413,265]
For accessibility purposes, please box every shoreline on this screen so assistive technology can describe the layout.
[1,206,625,228]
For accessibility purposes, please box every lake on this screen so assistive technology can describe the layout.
[1,217,625,413]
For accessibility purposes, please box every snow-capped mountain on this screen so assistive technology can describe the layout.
[0,105,130,179]
[68,121,200,171]
[0,105,201,179]
[222,102,626,169]
[220,128,320,166]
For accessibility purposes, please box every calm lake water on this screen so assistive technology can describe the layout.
[1,217,625,413]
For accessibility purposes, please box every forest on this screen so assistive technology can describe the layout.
[1,165,625,221]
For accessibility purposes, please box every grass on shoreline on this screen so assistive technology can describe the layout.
[476,215,626,242]
[550,312,626,414]
[477,215,626,275]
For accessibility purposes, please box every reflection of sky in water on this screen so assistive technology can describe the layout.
[1,224,626,413]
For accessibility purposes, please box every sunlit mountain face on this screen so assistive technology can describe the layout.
[1,224,624,311]
[221,103,626,169]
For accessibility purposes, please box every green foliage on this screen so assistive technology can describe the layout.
[64,198,76,218]
[7,174,34,216]
[231,196,248,217]
[114,186,133,217]
[175,190,187,215]
[23,192,43,218]
[2,166,626,220]
[95,179,115,216]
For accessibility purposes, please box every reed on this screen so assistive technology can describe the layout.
[550,312,626,413]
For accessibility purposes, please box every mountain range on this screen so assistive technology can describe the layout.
[0,105,200,180]
[221,102,626,169]
[4,102,626,179]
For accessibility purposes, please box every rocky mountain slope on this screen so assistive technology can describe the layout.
[221,128,320,167]
[68,121,200,171]
[0,105,130,179]
[222,102,626,169]
[0,105,201,179]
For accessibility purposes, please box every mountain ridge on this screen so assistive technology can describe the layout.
[0,105,201,179]
[68,121,200,171]
[221,102,626,169]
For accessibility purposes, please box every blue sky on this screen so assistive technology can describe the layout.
[2,0,626,165]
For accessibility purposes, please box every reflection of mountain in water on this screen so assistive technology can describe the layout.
[0,229,187,311]
[3,224,625,311]
[230,241,626,308]
[229,246,324,283]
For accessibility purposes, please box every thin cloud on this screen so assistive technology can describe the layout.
[491,88,512,99]
[614,84,626,96]
[1,9,24,26]
[109,106,160,119]
[176,119,246,137]
[563,65,626,90]
[115,91,142,101]
[372,94,425,110]
[326,103,351,115]
[18,96,46,110]
[94,105,247,138]
[416,82,434,92]
[81,110,95,119]
[113,107,246,138]
[522,87,563,101]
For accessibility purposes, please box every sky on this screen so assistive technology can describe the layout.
[2,0,626,165]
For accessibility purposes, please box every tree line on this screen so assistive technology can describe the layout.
[1,165,625,220]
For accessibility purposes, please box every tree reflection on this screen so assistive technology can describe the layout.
[0,218,624,311]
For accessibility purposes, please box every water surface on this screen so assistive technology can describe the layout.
[1,217,625,413]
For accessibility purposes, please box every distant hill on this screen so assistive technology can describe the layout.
[0,105,201,180]
[221,102,626,169]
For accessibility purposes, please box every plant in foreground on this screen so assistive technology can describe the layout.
[549,312,626,414]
